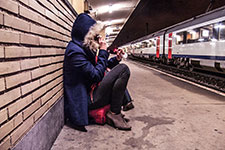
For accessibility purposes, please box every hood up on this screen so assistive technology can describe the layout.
[71,13,104,52]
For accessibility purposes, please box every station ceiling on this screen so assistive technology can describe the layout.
[88,0,225,50]
[88,0,139,47]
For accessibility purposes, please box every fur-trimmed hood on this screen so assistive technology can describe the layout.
[71,13,104,52]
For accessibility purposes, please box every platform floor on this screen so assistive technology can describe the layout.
[51,60,225,150]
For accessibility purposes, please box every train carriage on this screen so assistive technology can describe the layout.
[165,7,225,73]
[121,6,225,75]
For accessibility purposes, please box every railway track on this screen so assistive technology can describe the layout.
[129,55,225,93]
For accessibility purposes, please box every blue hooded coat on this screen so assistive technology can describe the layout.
[63,13,119,126]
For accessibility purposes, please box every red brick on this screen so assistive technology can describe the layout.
[39,37,54,46]
[0,77,5,92]
[63,35,71,42]
[55,32,64,41]
[31,67,46,79]
[41,89,52,105]
[32,86,47,100]
[58,11,73,26]
[40,57,52,66]
[0,0,19,14]
[41,48,56,56]
[0,13,3,25]
[45,28,58,39]
[5,46,30,58]
[56,62,63,69]
[46,76,62,90]
[52,69,63,79]
[21,80,40,95]
[30,24,46,36]
[49,22,60,33]
[0,136,11,150]
[0,108,7,125]
[18,0,29,5]
[31,47,42,56]
[57,0,73,18]
[8,95,32,117]
[55,48,65,55]
[37,0,53,12]
[37,14,52,29]
[21,58,39,70]
[0,87,21,108]
[0,46,4,58]
[0,29,20,44]
[0,119,14,140]
[50,0,61,15]
[14,113,23,128]
[6,71,31,89]
[4,14,30,32]
[40,74,52,85]
[45,64,56,74]
[23,99,41,119]
[48,89,63,108]
[45,9,56,21]
[11,117,33,145]
[28,0,45,15]
[0,61,21,75]
[34,102,48,122]
[20,34,40,46]
[19,5,39,23]
[52,56,64,63]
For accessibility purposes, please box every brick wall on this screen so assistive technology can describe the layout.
[0,0,77,149]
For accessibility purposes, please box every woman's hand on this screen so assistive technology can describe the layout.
[99,36,107,50]
[116,49,124,61]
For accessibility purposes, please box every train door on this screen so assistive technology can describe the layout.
[168,33,173,59]
[164,33,173,63]
[156,36,160,58]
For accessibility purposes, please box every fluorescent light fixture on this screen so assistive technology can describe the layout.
[97,3,129,14]
[103,18,125,26]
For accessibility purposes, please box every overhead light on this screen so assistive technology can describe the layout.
[109,5,113,13]
[104,18,126,26]
[97,3,128,14]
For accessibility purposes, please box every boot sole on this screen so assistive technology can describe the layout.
[106,116,131,131]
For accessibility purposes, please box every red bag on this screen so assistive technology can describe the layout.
[88,105,110,124]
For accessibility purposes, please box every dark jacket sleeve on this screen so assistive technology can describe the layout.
[70,49,109,83]
[107,56,120,69]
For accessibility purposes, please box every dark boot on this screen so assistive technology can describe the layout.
[123,102,134,111]
[106,111,131,130]
[121,113,130,122]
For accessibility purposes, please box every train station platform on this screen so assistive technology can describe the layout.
[51,59,225,150]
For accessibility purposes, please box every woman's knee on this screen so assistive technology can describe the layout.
[118,63,130,77]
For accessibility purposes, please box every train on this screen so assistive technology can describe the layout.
[119,6,225,75]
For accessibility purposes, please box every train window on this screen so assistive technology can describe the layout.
[175,32,184,44]
[212,24,219,41]
[141,41,148,48]
[219,21,225,40]
[186,29,200,43]
[199,25,213,42]
[149,40,156,47]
